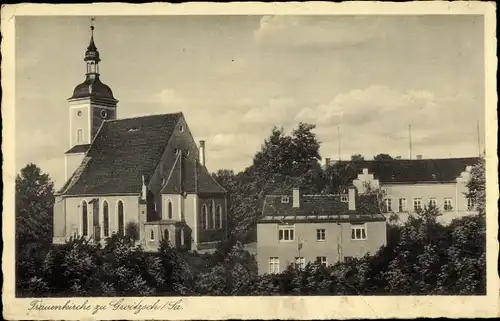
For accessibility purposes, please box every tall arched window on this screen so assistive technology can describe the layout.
[167,200,173,219]
[180,228,185,246]
[103,201,109,237]
[215,204,222,229]
[208,200,215,230]
[164,229,170,242]
[117,200,124,236]
[150,229,155,240]
[82,200,88,236]
[202,205,208,230]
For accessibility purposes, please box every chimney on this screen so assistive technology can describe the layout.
[416,154,423,160]
[325,158,331,167]
[292,188,301,208]
[141,175,147,200]
[348,186,356,211]
[199,140,206,166]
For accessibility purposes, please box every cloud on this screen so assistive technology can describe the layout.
[254,16,383,48]
[243,97,296,125]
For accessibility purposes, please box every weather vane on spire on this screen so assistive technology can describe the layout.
[90,16,95,34]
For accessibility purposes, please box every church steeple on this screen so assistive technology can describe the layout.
[85,18,100,75]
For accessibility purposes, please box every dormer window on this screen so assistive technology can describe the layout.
[179,125,184,132]
[281,196,290,203]
[340,194,348,202]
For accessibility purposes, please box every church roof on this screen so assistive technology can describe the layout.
[69,75,116,100]
[160,153,226,195]
[59,113,183,195]
[65,144,91,154]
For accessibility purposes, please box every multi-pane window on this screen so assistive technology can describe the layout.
[444,198,453,211]
[295,257,305,269]
[103,201,109,237]
[278,225,295,241]
[316,256,327,266]
[117,201,124,236]
[316,229,326,241]
[384,198,393,212]
[268,257,280,274]
[429,198,437,208]
[81,201,88,236]
[413,198,422,212]
[467,197,474,210]
[351,223,367,240]
[398,198,407,212]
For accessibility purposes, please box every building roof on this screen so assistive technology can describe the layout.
[59,113,183,195]
[332,157,479,184]
[259,193,385,223]
[65,144,91,154]
[69,75,116,100]
[160,152,226,195]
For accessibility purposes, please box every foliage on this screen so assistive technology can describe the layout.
[15,163,55,247]
[351,154,365,161]
[466,158,486,216]
[374,153,393,161]
[125,221,140,241]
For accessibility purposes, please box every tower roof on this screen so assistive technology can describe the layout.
[69,17,116,101]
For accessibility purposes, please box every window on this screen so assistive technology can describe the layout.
[180,228,185,246]
[467,197,474,210]
[103,201,109,237]
[208,200,215,229]
[167,200,173,219]
[351,223,367,240]
[150,229,155,241]
[413,198,422,212]
[201,205,208,230]
[117,201,124,236]
[294,257,305,270]
[340,194,348,202]
[398,198,407,212]
[429,198,437,208]
[76,129,83,143]
[316,256,327,266]
[215,204,222,229]
[179,125,184,132]
[100,109,108,119]
[164,229,170,242]
[384,198,393,212]
[344,256,354,263]
[316,229,326,241]
[77,110,82,116]
[81,201,88,236]
[444,198,453,211]
[268,257,280,274]
[278,225,295,242]
[281,196,290,203]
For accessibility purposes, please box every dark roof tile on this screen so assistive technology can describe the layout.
[65,144,91,154]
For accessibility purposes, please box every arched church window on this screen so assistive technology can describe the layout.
[164,229,170,242]
[215,204,222,229]
[167,200,173,219]
[202,205,208,230]
[82,201,88,236]
[117,200,124,236]
[103,200,109,237]
[150,229,155,241]
[180,228,185,246]
[208,200,215,230]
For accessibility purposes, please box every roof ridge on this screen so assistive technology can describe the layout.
[106,112,183,123]
[160,152,181,192]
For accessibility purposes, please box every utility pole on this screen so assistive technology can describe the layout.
[477,120,481,157]
[338,126,341,161]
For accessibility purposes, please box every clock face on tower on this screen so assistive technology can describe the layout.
[101,110,108,119]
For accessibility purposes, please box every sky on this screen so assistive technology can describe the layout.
[15,15,485,189]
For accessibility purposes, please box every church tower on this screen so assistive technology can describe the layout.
[65,18,118,180]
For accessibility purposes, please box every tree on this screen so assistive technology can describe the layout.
[125,221,140,241]
[15,163,55,246]
[466,158,485,216]
[374,153,393,161]
[351,154,365,161]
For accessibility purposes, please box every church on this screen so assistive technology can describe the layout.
[52,22,228,252]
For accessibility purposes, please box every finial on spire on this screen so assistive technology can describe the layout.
[90,17,95,37]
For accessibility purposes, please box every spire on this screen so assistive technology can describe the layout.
[85,17,100,64]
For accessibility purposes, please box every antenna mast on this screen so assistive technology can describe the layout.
[338,126,341,161]
[477,120,481,157]
[409,125,412,160]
